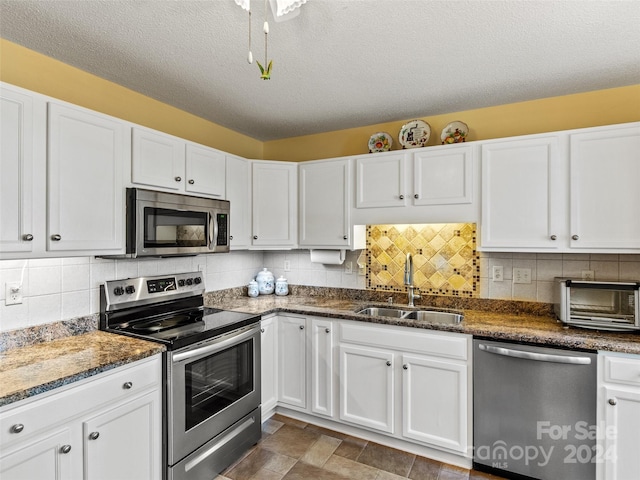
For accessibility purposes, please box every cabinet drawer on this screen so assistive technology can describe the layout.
[339,321,469,361]
[603,354,640,387]
[0,356,161,447]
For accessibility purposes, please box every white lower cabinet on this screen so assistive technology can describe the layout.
[597,352,640,480]
[277,314,307,409]
[0,355,162,480]
[310,317,334,418]
[260,315,278,417]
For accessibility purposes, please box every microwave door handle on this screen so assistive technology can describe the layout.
[209,213,217,249]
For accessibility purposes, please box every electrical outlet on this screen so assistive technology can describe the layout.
[345,261,353,274]
[513,268,532,284]
[492,266,504,282]
[5,282,22,305]
[283,260,291,272]
[582,270,595,281]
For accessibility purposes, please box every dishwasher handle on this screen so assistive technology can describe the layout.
[478,343,592,365]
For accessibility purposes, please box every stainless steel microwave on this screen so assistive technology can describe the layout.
[106,188,230,258]
[554,278,640,331]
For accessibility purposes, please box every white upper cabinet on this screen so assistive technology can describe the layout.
[251,160,297,248]
[47,102,126,254]
[299,158,353,248]
[225,155,251,249]
[132,127,225,198]
[0,85,38,255]
[480,134,565,250]
[569,124,640,250]
[356,152,408,208]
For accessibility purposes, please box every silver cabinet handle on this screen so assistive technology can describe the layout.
[23,234,33,241]
[608,398,617,406]
[299,325,305,330]
[325,328,330,333]
[60,445,72,454]
[478,344,592,365]
[89,431,100,440]
[188,179,195,184]
[175,176,182,182]
[403,364,408,370]
[572,235,579,240]
[10,424,24,434]
[414,194,419,199]
[386,361,391,366]
[399,195,404,200]
[123,381,133,389]
[51,234,62,241]
[550,235,557,240]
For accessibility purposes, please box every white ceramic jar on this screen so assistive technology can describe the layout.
[275,276,289,296]
[256,268,275,295]
[247,279,259,297]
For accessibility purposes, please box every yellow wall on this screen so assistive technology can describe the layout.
[0,39,263,159]
[2,39,639,162]
[264,85,640,161]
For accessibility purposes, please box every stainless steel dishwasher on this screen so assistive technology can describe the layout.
[473,339,597,480]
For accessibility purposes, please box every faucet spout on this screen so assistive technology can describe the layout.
[404,253,421,307]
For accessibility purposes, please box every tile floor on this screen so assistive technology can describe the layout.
[216,414,506,480]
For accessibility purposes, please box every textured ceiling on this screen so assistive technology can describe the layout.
[1,0,639,141]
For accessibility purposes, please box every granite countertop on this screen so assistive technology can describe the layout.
[0,331,165,408]
[208,293,640,355]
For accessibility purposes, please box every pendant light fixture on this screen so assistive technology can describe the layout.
[234,0,308,80]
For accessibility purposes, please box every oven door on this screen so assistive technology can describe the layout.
[167,323,261,466]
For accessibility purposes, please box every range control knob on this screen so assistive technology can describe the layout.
[186,278,193,286]
[193,277,202,285]
[113,287,124,296]
[125,285,136,295]
[178,279,185,287]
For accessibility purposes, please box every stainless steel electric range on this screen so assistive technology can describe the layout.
[100,272,261,480]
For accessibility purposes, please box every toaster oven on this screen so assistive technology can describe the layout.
[554,278,640,331]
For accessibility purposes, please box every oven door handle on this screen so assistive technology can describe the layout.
[172,324,258,363]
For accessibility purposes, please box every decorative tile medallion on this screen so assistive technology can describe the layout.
[366,223,479,297]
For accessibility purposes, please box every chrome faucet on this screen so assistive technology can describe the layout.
[404,253,421,307]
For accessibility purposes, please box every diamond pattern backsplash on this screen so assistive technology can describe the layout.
[366,223,479,297]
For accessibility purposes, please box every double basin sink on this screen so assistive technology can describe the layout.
[355,306,463,325]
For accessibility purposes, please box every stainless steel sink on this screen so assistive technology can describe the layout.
[355,306,464,324]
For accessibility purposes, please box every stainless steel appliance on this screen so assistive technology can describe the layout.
[554,278,639,331]
[105,188,230,258]
[100,272,261,480]
[473,339,597,480]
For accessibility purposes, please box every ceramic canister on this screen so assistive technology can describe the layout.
[256,268,275,295]
[275,276,289,296]
[247,279,259,297]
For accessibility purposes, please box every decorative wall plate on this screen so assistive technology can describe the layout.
[399,119,431,148]
[368,132,393,153]
[441,121,469,144]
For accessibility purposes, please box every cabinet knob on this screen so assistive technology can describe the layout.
[608,398,617,406]
[325,328,330,333]
[230,235,234,240]
[22,234,33,241]
[123,381,133,390]
[60,445,72,454]
[299,325,305,330]
[550,235,557,241]
[188,179,195,185]
[399,195,405,200]
[572,235,579,241]
[51,234,62,241]
[414,194,419,199]
[386,361,392,366]
[89,431,100,440]
[403,364,408,370]
[175,176,182,182]
[10,424,24,434]
[343,235,348,240]
[253,235,258,240]
[261,328,265,333]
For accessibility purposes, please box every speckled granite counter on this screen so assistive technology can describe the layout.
[206,288,640,355]
[0,331,164,408]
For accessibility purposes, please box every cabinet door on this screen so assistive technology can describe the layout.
[569,124,640,250]
[185,144,225,198]
[339,344,394,433]
[356,153,407,208]
[0,87,35,254]
[481,136,564,249]
[260,316,278,416]
[132,127,184,190]
[299,159,351,248]
[601,386,640,480]
[413,145,473,206]
[252,161,297,248]
[47,103,125,253]
[310,317,334,417]
[277,315,307,409]
[84,391,161,480]
[225,155,251,249]
[401,354,468,453]
[0,428,75,480]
